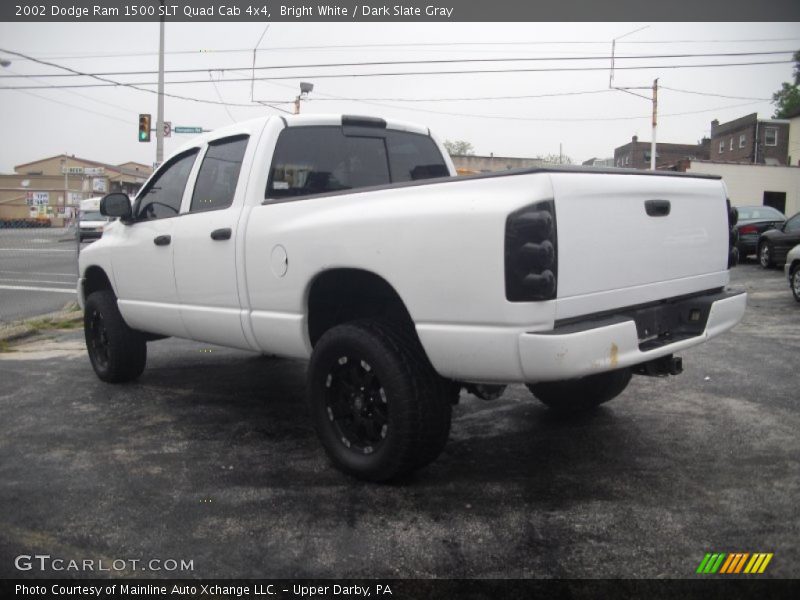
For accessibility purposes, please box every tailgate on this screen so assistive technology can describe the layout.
[549,172,730,319]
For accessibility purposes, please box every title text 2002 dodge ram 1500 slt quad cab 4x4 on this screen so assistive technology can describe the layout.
[78,114,746,481]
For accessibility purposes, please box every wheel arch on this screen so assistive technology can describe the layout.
[82,265,115,303]
[306,268,417,348]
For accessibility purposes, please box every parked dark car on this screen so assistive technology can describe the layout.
[758,211,800,268]
[733,205,785,261]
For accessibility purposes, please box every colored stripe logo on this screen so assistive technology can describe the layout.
[696,552,773,574]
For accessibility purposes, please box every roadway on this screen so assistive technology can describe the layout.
[0,227,80,323]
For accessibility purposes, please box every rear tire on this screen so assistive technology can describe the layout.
[308,319,451,482]
[527,368,632,415]
[84,290,147,383]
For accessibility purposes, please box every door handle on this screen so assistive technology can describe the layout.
[645,199,671,217]
[153,235,171,246]
[210,228,232,241]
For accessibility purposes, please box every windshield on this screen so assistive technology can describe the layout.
[80,211,106,221]
[737,206,784,221]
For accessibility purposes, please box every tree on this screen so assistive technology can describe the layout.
[443,140,475,156]
[772,50,800,118]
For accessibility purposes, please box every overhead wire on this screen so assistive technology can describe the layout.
[0,49,795,79]
[0,47,292,111]
[20,37,800,60]
[1,59,793,90]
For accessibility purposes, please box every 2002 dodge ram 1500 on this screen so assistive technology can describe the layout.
[79,114,746,481]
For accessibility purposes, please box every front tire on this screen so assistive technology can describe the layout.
[527,368,632,415]
[308,320,451,482]
[759,242,774,269]
[84,290,147,383]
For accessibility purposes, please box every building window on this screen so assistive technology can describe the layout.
[764,127,778,147]
[719,140,724,153]
[729,138,734,151]
[739,134,746,148]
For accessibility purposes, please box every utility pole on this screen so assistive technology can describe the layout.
[294,82,314,114]
[651,79,658,171]
[609,26,661,171]
[156,1,165,166]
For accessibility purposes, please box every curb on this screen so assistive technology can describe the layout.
[0,303,82,344]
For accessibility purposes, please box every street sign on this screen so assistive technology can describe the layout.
[164,121,172,137]
[174,126,203,134]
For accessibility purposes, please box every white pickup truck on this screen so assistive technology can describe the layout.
[79,114,746,481]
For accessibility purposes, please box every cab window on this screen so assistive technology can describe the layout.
[266,126,448,199]
[134,149,199,220]
[190,136,249,213]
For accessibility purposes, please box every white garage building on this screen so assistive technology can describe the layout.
[681,160,800,217]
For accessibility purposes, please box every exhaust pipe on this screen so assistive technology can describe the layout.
[633,355,683,377]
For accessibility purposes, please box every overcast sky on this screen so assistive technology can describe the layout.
[0,21,798,171]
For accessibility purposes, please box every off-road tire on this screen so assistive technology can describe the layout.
[527,368,632,415]
[308,319,451,482]
[84,290,147,383]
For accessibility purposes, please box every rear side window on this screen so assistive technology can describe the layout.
[190,135,249,213]
[266,126,448,199]
[135,149,199,220]
[385,130,450,182]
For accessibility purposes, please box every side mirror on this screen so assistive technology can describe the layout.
[100,193,132,223]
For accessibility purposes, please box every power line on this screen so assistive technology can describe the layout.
[21,37,800,60]
[305,86,768,122]
[1,50,795,79]
[4,66,135,116]
[2,59,792,90]
[0,47,291,111]
[660,85,772,101]
[310,89,617,102]
[9,89,131,125]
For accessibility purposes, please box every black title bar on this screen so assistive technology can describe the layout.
[2,0,800,22]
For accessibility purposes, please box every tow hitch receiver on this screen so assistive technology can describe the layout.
[633,354,683,377]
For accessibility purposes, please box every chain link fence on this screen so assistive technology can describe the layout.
[0,219,80,325]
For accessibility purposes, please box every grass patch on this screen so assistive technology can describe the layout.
[0,340,15,353]
[27,317,81,332]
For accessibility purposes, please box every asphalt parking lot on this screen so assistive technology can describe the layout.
[0,262,797,579]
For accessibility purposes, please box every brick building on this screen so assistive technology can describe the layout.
[710,113,789,166]
[613,136,709,170]
[0,154,151,223]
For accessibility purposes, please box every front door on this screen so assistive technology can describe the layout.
[112,149,199,338]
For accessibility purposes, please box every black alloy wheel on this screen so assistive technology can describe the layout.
[308,319,451,482]
[323,354,389,455]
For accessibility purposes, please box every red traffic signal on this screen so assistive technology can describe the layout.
[138,114,151,142]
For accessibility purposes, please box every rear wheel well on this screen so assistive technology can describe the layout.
[307,269,415,347]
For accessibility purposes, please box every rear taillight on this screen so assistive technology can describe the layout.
[738,225,758,235]
[505,200,557,301]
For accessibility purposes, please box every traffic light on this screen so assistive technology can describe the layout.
[138,114,151,142]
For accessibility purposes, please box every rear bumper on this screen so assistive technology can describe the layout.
[518,290,746,381]
[417,289,746,384]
